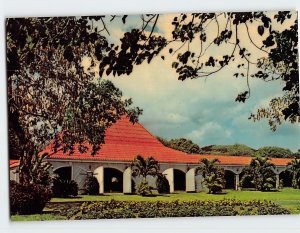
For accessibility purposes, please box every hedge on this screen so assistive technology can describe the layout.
[71,199,290,219]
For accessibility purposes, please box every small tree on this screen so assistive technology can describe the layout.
[156,173,170,194]
[196,158,225,194]
[240,157,276,191]
[287,158,300,189]
[84,175,100,195]
[131,155,159,196]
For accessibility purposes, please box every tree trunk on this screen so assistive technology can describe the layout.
[19,150,33,184]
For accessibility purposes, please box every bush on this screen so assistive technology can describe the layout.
[136,181,152,196]
[84,176,99,195]
[10,181,52,215]
[74,199,290,219]
[52,178,78,198]
[156,174,170,194]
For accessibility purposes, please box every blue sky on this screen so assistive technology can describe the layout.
[97,13,300,151]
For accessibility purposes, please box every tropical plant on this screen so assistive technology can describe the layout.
[52,177,78,197]
[196,158,226,194]
[240,157,276,191]
[136,180,153,196]
[131,155,160,196]
[29,153,52,186]
[84,175,100,195]
[287,158,300,189]
[131,155,160,181]
[156,173,170,194]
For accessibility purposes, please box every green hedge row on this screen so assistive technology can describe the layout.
[72,199,290,219]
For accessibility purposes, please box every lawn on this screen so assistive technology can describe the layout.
[50,188,300,214]
[11,188,300,221]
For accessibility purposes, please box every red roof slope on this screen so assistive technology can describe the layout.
[45,116,291,166]
[10,160,20,168]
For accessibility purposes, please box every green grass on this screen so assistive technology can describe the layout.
[11,214,67,221]
[11,188,300,221]
[51,188,300,214]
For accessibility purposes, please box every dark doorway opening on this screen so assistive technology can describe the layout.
[54,166,71,180]
[224,170,235,189]
[280,170,293,187]
[174,169,186,191]
[104,168,123,193]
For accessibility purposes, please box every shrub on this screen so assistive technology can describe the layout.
[84,176,99,195]
[10,180,52,215]
[136,181,152,196]
[156,174,170,194]
[74,199,290,219]
[52,178,78,198]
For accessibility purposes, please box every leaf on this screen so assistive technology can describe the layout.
[258,25,264,36]
[122,15,128,24]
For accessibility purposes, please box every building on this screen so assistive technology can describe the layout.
[10,116,291,193]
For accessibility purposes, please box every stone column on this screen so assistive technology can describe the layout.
[235,174,240,191]
[123,167,132,194]
[186,168,196,192]
[163,168,174,193]
[94,166,104,194]
[276,174,280,190]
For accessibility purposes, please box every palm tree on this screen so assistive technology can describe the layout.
[288,158,300,189]
[131,155,160,196]
[196,158,225,194]
[131,155,160,181]
[240,157,276,191]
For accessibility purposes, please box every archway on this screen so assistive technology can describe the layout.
[104,168,123,193]
[239,171,254,189]
[279,170,293,187]
[53,166,72,180]
[174,169,186,191]
[224,170,235,189]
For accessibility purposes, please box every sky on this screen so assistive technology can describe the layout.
[92,12,300,151]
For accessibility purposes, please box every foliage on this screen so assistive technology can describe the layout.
[240,157,276,191]
[52,177,78,198]
[10,180,52,215]
[156,173,170,194]
[255,146,293,158]
[202,144,255,156]
[196,158,225,194]
[73,199,290,219]
[136,181,153,196]
[287,158,300,189]
[29,153,52,186]
[108,12,299,130]
[7,17,142,183]
[131,155,160,181]
[157,137,202,154]
[84,176,100,195]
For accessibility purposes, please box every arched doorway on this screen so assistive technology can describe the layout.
[54,166,72,180]
[279,170,293,187]
[224,170,235,189]
[104,168,123,193]
[174,169,186,191]
[239,171,254,189]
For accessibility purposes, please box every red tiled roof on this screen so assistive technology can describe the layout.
[44,116,291,166]
[10,160,20,168]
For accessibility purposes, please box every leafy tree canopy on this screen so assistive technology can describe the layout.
[202,144,255,156]
[7,17,142,183]
[255,146,293,158]
[157,137,202,154]
[103,12,299,131]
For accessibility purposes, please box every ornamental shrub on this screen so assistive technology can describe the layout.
[84,176,99,195]
[136,181,153,196]
[52,178,78,198]
[10,180,52,215]
[156,174,170,194]
[73,199,290,219]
